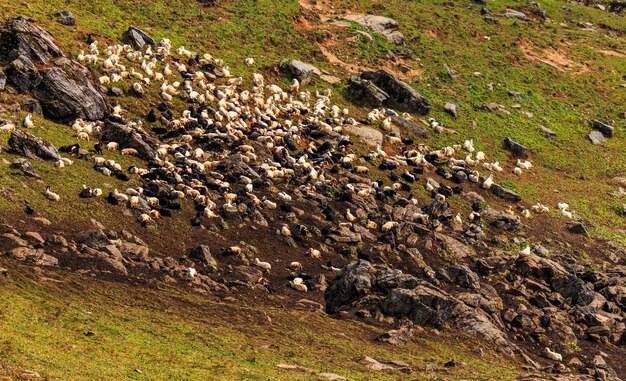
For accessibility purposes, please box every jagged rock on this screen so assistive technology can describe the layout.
[593,120,614,137]
[440,265,481,289]
[349,70,430,115]
[325,260,375,314]
[55,10,75,26]
[435,233,474,259]
[117,241,149,261]
[329,226,361,244]
[188,245,218,271]
[0,70,5,91]
[503,137,529,159]
[21,97,42,115]
[481,208,522,231]
[10,158,39,178]
[507,90,524,98]
[344,15,404,44]
[7,247,58,266]
[123,26,156,51]
[284,60,321,86]
[444,102,459,117]
[568,222,589,236]
[588,130,607,145]
[0,17,108,120]
[8,130,59,161]
[389,115,429,137]
[491,184,522,202]
[100,121,158,160]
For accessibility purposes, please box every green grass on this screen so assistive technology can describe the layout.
[0,269,519,380]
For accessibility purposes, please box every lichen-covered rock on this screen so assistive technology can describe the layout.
[0,17,108,120]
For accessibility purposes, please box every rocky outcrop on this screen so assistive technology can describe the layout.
[349,70,430,115]
[344,15,404,44]
[326,261,511,350]
[100,121,158,160]
[123,26,156,51]
[8,129,59,161]
[0,17,107,120]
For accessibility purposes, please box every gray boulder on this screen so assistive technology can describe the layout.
[504,9,527,20]
[0,17,108,121]
[285,60,321,86]
[10,158,39,178]
[491,184,522,202]
[8,130,59,161]
[389,115,429,137]
[444,102,459,118]
[188,245,218,270]
[344,15,404,44]
[123,26,156,51]
[0,70,5,91]
[349,70,430,115]
[325,260,376,314]
[588,130,607,145]
[55,10,75,26]
[593,120,614,137]
[100,121,158,160]
[503,137,529,158]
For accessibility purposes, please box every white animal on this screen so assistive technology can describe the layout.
[23,113,35,129]
[482,174,494,189]
[254,258,271,273]
[544,348,562,362]
[44,186,60,201]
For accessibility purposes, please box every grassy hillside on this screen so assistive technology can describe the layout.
[0,0,625,379]
[0,265,519,380]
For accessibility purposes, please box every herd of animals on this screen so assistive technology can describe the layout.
[0,34,582,278]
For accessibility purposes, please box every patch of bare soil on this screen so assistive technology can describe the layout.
[518,39,590,74]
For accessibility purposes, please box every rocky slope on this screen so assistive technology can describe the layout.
[0,3,625,380]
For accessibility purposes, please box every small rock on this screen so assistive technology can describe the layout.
[23,231,45,245]
[344,125,383,147]
[0,70,6,91]
[318,373,347,381]
[504,9,527,20]
[55,10,75,26]
[588,130,606,145]
[10,158,40,178]
[284,60,321,86]
[592,120,614,137]
[567,222,589,236]
[507,90,524,98]
[108,87,123,96]
[491,184,522,202]
[8,130,59,161]
[539,125,557,137]
[503,137,529,159]
[123,26,156,50]
[444,102,459,118]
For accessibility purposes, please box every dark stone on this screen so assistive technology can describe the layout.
[284,60,321,86]
[503,137,529,159]
[442,265,480,289]
[10,158,39,178]
[100,121,158,160]
[123,26,156,51]
[349,70,430,115]
[567,222,589,236]
[8,129,59,161]
[21,98,42,115]
[188,245,218,271]
[490,184,522,202]
[0,70,5,91]
[325,260,375,314]
[592,120,614,137]
[389,115,428,137]
[0,17,108,121]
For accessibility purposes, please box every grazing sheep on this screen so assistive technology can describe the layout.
[254,258,271,273]
[106,142,119,151]
[289,277,308,292]
[44,186,60,201]
[482,174,494,189]
[121,148,139,156]
[544,348,562,362]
